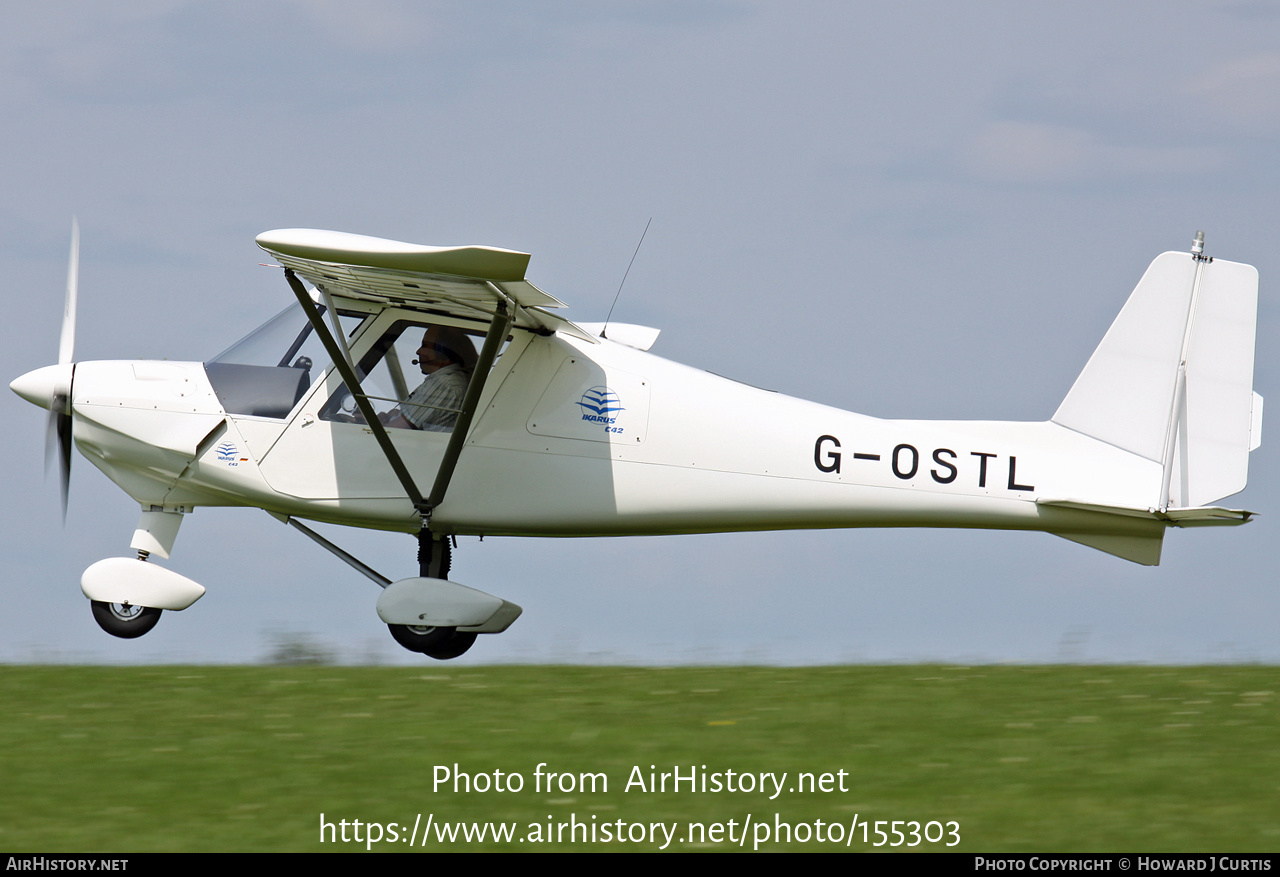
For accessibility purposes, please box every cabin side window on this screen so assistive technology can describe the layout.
[321,320,484,432]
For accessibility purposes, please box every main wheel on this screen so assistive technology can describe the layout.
[388,624,455,654]
[422,631,477,660]
[91,600,162,639]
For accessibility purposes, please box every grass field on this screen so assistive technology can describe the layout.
[0,664,1276,852]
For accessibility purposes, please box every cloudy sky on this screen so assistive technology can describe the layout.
[3,1,1278,665]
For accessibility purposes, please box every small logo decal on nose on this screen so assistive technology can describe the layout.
[215,441,246,466]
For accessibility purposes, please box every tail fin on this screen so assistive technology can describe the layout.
[1052,239,1261,509]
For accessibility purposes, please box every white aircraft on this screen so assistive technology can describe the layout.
[10,226,1262,659]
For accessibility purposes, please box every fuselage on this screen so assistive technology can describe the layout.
[53,321,1164,544]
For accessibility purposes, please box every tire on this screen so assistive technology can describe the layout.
[388,623,455,654]
[91,600,162,639]
[422,631,477,660]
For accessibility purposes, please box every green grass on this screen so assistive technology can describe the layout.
[0,665,1276,851]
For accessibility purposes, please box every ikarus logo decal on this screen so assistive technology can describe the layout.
[215,441,247,467]
[577,386,624,424]
[526,360,648,444]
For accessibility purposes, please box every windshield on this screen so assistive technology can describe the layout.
[210,301,364,369]
[205,302,368,418]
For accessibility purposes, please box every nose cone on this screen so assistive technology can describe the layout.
[10,363,72,410]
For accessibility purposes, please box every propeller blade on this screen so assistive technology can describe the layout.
[44,401,60,474]
[59,217,78,365]
[50,217,79,521]
[44,389,73,520]
[56,407,71,520]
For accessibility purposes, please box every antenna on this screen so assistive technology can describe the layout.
[603,217,652,339]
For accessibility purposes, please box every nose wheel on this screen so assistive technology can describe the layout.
[91,600,162,639]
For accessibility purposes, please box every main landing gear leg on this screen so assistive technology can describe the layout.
[387,528,477,660]
[418,528,450,579]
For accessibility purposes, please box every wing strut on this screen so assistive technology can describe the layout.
[284,516,391,587]
[414,294,512,578]
[426,285,513,513]
[283,269,514,553]
[284,268,428,513]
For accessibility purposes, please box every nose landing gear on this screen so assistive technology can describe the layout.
[80,553,205,640]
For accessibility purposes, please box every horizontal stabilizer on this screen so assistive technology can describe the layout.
[1039,498,1154,520]
[1039,498,1253,565]
[1039,498,1254,527]
[1161,506,1255,527]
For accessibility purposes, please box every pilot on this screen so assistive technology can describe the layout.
[381,325,476,431]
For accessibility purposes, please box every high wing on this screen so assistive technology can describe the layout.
[255,228,596,342]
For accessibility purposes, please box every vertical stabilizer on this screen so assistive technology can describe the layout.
[1052,244,1259,508]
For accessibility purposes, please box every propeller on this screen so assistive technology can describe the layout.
[45,218,78,519]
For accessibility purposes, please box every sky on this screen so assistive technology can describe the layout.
[2,1,1278,666]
